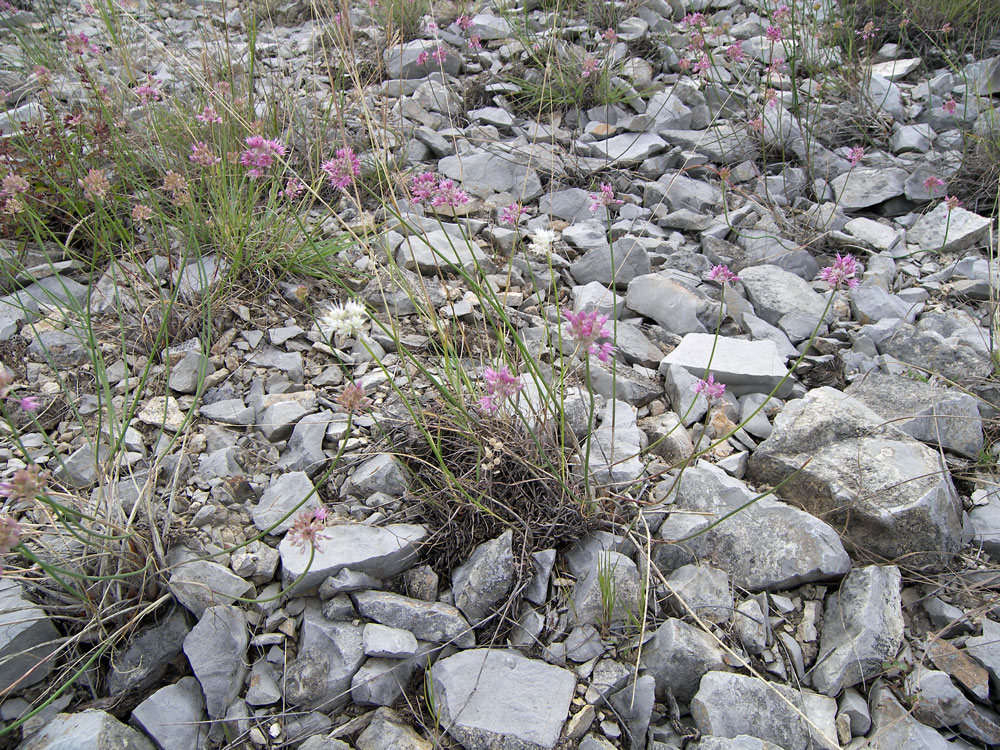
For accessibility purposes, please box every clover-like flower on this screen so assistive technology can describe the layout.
[321,147,361,190]
[479,365,523,413]
[319,301,367,339]
[564,309,615,362]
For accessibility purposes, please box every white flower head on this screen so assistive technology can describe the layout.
[319,300,368,339]
[527,228,558,257]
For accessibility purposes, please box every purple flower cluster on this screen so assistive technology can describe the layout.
[564,309,615,362]
[692,374,726,402]
[321,147,361,190]
[818,252,860,289]
[588,183,623,213]
[411,172,470,208]
[240,135,285,179]
[479,365,523,413]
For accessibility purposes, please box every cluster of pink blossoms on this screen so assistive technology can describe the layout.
[416,45,448,66]
[189,141,220,167]
[479,365,523,414]
[287,507,328,551]
[693,374,726,402]
[196,105,223,124]
[846,146,865,166]
[240,136,285,179]
[581,57,599,79]
[588,183,623,213]
[0,515,20,577]
[134,76,162,103]
[499,202,525,226]
[564,309,615,362]
[66,32,98,55]
[1,173,29,216]
[818,252,860,289]
[411,173,470,208]
[321,147,361,190]
[708,264,740,284]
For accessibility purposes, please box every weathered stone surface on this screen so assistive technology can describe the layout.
[845,372,983,458]
[748,387,963,569]
[19,710,155,750]
[396,230,492,276]
[811,566,904,696]
[437,149,541,200]
[341,453,408,498]
[867,682,951,749]
[904,666,974,727]
[383,40,461,78]
[639,618,729,702]
[571,550,640,627]
[0,579,60,693]
[183,605,248,720]
[666,564,733,624]
[287,603,365,710]
[653,463,850,591]
[584,400,645,486]
[738,264,832,329]
[661,334,790,397]
[966,618,1000,692]
[830,167,908,210]
[585,132,667,164]
[626,274,707,334]
[690,672,839,750]
[452,530,516,625]
[253,471,319,534]
[356,707,432,750]
[908,202,992,253]
[571,238,652,289]
[431,649,575,750]
[130,676,207,750]
[352,591,475,648]
[279,523,426,594]
[109,609,189,695]
[168,559,253,617]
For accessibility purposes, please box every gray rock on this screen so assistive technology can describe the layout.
[586,133,667,165]
[197,447,243,480]
[109,609,189,695]
[452,530,516,625]
[130,676,207,749]
[641,411,695,465]
[845,372,984,458]
[734,598,769,655]
[662,334,790,398]
[647,90,693,130]
[563,220,610,253]
[609,675,655,750]
[168,351,215,394]
[396,230,493,276]
[257,398,313,443]
[653,463,850,591]
[830,167,908,210]
[870,319,992,388]
[733,215,819,279]
[383,40,461,79]
[639,618,729,702]
[571,281,625,319]
[904,666,973,727]
[168,560,253,617]
[363,623,418,658]
[585,359,660,407]
[353,591,475,648]
[571,550,641,627]
[523,549,555,605]
[277,410,335,475]
[626,274,707,334]
[27,330,89,367]
[437,149,541,200]
[849,284,916,324]
[199,398,255,426]
[812,566,903,696]
[649,172,722,213]
[541,189,595,224]
[738,265,832,328]
[571,238,652,289]
[175,255,228,301]
[18,710,155,750]
[657,126,758,163]
[318,568,382,596]
[866,75,906,119]
[245,659,281,706]
[279,523,426,594]
[253,471,319,535]
[867,682,951,749]
[564,625,607,662]
[356,707,432,750]
[287,604,364,710]
[467,12,514,40]
[890,124,934,154]
[666,564,733,624]
[351,656,422,707]
[966,618,1000,692]
[342,453,408,498]
[183,605,248,720]
[584,400,645,486]
[691,672,839,750]
[908,202,992,253]
[662,363,708,426]
[691,738,784,750]
[748,387,963,569]
[431,649,576,750]
[838,687,871,735]
[844,217,905,253]
[0,579,61,692]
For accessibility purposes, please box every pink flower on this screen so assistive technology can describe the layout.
[286,508,329,551]
[856,21,878,40]
[322,147,361,189]
[678,57,692,71]
[846,146,865,166]
[1,173,28,197]
[336,381,373,414]
[240,135,285,179]
[694,54,711,74]
[280,178,304,199]
[681,12,706,28]
[79,168,111,201]
[766,25,783,42]
[0,465,47,501]
[693,374,726,402]
[923,175,945,192]
[479,365,523,413]
[726,41,745,63]
[196,105,223,124]
[189,141,220,167]
[942,98,957,114]
[132,203,154,221]
[500,202,525,226]
[0,516,20,559]
[818,252,860,289]
[708,264,740,284]
[430,179,469,208]
[603,27,617,42]
[468,35,482,50]
[416,51,429,65]
[945,195,962,211]
[411,172,438,202]
[564,309,615,361]
[431,45,448,64]
[749,117,763,132]
[134,76,162,103]
[582,57,599,78]
[773,4,790,21]
[66,32,97,55]
[456,14,473,30]
[18,396,38,412]
[588,183,623,213]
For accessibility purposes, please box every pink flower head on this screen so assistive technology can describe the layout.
[1,173,29,197]
[18,396,38,412]
[240,135,285,179]
[582,57,599,79]
[66,32,98,55]
[847,146,865,166]
[479,365,523,413]
[468,35,482,50]
[336,381,373,414]
[945,195,962,211]
[280,177,304,199]
[942,98,957,114]
[564,309,615,361]
[856,21,878,40]
[693,374,726,402]
[923,175,946,192]
[0,465,48,501]
[500,202,525,226]
[603,27,617,42]
[726,41,745,63]
[681,12,706,28]
[708,264,740,284]
[196,105,223,124]
[429,179,469,208]
[456,14,473,30]
[694,54,712,74]
[678,57,692,71]
[431,45,448,64]
[322,147,361,190]
[588,183,624,213]
[416,51,429,65]
[773,4,790,21]
[0,516,20,555]
[411,172,438,202]
[286,507,329,551]
[189,141,221,167]
[818,252,860,289]
[79,168,111,201]
[134,76,162,103]
[765,25,783,42]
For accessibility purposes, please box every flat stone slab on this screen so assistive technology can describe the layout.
[661,333,790,397]
[830,167,908,210]
[908,202,992,253]
[431,649,575,750]
[19,709,154,750]
[585,132,667,165]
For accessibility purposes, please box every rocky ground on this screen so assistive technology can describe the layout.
[1,0,1000,748]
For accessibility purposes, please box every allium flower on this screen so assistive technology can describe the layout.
[749,117,764,132]
[527,228,557,257]
[411,172,438,202]
[0,516,21,562]
[588,183,624,213]
[337,381,373,414]
[694,54,712,74]
[945,195,962,211]
[692,374,726,402]
[456,14,473,30]
[0,371,12,399]
[468,35,482,50]
[196,105,223,124]
[856,21,878,40]
[19,396,38,412]
[678,57,692,71]
[429,179,469,208]
[162,171,190,205]
[923,175,946,192]
[708,264,740,284]
[564,309,615,362]
[79,168,110,201]
[846,146,865,166]
[280,178,304,199]
[240,135,286,179]
[681,12,706,27]
[0,465,48,501]
[818,252,860,289]
[189,141,221,167]
[500,202,525,226]
[479,365,523,413]
[773,4,790,20]
[581,57,599,79]
[2,197,25,216]
[319,301,368,339]
[765,25,783,42]
[603,27,617,42]
[942,98,957,114]
[321,147,361,190]
[416,51,430,65]
[134,76,162,103]
[1,173,29,197]
[286,507,329,551]
[66,32,97,55]
[726,41,745,63]
[132,203,154,222]
[431,45,448,63]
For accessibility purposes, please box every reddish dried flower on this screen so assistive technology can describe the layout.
[1,173,29,197]
[945,195,962,211]
[79,168,111,201]
[337,382,373,414]
[0,465,48,501]
[66,32,97,55]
